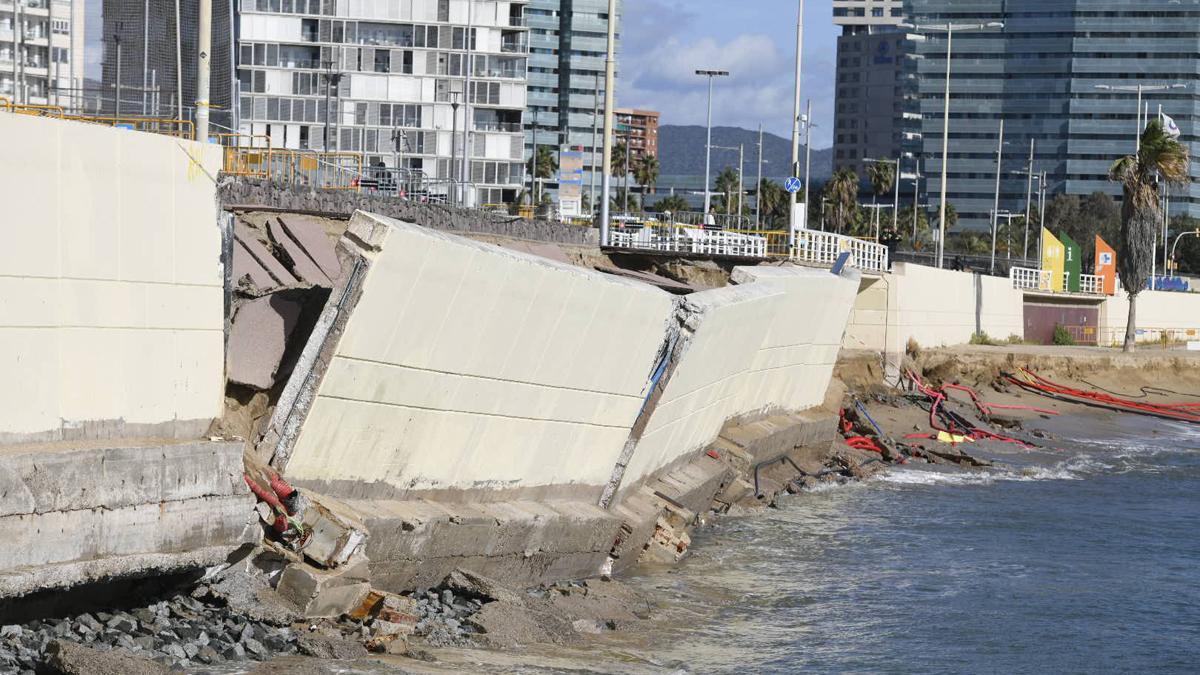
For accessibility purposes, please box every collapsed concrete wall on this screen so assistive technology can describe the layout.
[0,115,252,597]
[256,212,861,590]
[0,113,226,443]
[273,212,677,502]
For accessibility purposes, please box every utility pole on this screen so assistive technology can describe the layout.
[624,120,632,213]
[114,32,122,116]
[451,90,461,205]
[460,0,474,208]
[174,0,182,118]
[599,0,617,245]
[892,154,900,234]
[912,159,921,244]
[15,0,24,104]
[990,119,1004,273]
[937,25,952,269]
[142,0,149,115]
[789,0,805,240]
[591,73,600,217]
[1024,139,1034,260]
[755,124,764,230]
[531,123,538,204]
[696,70,728,215]
[804,99,813,216]
[195,0,212,143]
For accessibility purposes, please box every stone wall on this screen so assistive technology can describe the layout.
[218,179,598,246]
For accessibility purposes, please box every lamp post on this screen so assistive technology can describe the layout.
[1169,228,1200,273]
[1094,83,1186,152]
[450,90,461,205]
[802,99,816,217]
[900,21,1004,268]
[695,69,729,216]
[599,0,618,245]
[790,0,806,237]
[864,156,901,241]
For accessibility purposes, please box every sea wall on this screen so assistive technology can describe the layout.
[0,114,251,597]
[274,212,859,505]
[844,262,1024,353]
[0,113,227,443]
[1101,290,1200,344]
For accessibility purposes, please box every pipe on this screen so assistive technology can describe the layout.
[195,0,212,143]
[599,0,617,246]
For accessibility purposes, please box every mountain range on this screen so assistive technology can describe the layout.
[657,125,833,184]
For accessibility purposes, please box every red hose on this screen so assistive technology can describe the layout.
[1008,368,1200,423]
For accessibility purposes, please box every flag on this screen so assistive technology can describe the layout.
[1161,111,1181,139]
[1041,229,1065,293]
[1095,235,1117,296]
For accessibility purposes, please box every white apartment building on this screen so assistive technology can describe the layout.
[236,0,530,206]
[1,0,86,106]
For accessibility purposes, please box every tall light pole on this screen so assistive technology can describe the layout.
[195,0,212,143]
[990,119,1004,273]
[802,99,816,216]
[591,73,600,216]
[755,124,764,230]
[450,90,461,205]
[599,0,618,245]
[790,0,805,239]
[1094,83,1186,152]
[901,21,1004,268]
[696,69,729,216]
[459,0,475,207]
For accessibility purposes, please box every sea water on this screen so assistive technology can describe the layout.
[483,411,1200,674]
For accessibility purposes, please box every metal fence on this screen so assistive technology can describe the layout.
[793,230,889,274]
[1010,266,1106,296]
[608,225,768,258]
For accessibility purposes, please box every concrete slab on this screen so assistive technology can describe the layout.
[269,218,333,287]
[0,439,253,598]
[227,295,302,390]
[232,239,280,292]
[279,217,342,280]
[234,222,297,287]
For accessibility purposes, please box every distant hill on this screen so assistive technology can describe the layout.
[658,125,833,184]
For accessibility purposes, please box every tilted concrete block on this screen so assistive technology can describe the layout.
[279,217,342,280]
[227,294,303,390]
[269,219,332,287]
[276,561,371,618]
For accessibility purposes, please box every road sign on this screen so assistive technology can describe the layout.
[784,177,802,193]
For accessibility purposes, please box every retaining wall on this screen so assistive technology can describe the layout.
[277,212,860,505]
[844,262,1025,353]
[1101,290,1200,344]
[0,113,226,443]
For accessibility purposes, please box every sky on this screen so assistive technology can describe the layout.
[618,0,838,148]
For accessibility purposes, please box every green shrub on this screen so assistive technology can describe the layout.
[970,332,998,346]
[1052,324,1076,346]
[1006,334,1025,344]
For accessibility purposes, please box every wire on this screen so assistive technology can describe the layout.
[1078,378,1200,400]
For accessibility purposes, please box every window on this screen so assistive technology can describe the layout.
[51,19,68,35]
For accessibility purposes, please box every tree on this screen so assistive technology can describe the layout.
[1108,119,1189,351]
[755,179,789,229]
[866,161,896,236]
[714,167,742,216]
[633,154,660,197]
[650,194,690,214]
[897,205,932,250]
[824,167,859,234]
[611,142,628,179]
[526,146,557,203]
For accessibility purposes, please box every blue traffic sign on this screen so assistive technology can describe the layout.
[784,177,802,193]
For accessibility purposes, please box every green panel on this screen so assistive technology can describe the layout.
[1060,232,1082,293]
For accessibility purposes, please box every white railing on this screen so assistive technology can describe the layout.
[607,225,767,258]
[1011,266,1054,291]
[1012,267,1105,295]
[793,230,889,274]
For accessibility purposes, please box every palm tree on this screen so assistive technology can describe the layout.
[650,194,690,216]
[526,146,557,202]
[714,167,741,216]
[824,167,859,234]
[611,142,628,180]
[1108,119,1189,351]
[866,161,896,236]
[634,154,660,197]
[755,179,788,228]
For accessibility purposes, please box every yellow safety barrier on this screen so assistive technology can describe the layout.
[0,98,65,118]
[61,114,194,139]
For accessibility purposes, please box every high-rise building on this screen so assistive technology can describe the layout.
[907,0,1200,229]
[235,0,530,207]
[100,1,236,126]
[525,0,618,203]
[831,0,916,180]
[614,108,658,160]
[2,0,86,108]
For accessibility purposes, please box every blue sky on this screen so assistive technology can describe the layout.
[618,0,838,147]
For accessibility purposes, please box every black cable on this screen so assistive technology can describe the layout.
[1078,378,1200,400]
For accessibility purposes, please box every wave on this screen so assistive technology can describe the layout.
[875,462,1090,487]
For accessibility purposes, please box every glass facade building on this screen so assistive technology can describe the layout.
[907,0,1200,230]
[525,0,618,202]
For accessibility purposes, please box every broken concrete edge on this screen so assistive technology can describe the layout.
[0,544,248,601]
[257,222,376,468]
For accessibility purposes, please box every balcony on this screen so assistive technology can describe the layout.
[500,37,528,54]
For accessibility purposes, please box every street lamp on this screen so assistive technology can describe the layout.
[900,20,1004,269]
[864,157,901,241]
[1094,83,1187,151]
[1169,228,1200,273]
[695,69,730,216]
